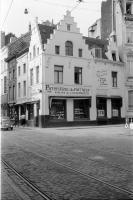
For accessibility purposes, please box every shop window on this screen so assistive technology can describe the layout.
[74,99,89,120]
[97,98,107,118]
[65,41,73,56]
[50,99,66,120]
[36,66,39,83]
[128,90,133,109]
[54,65,63,84]
[30,68,33,85]
[23,63,26,73]
[126,2,132,14]
[78,49,82,57]
[74,67,82,84]
[28,104,34,120]
[111,99,121,117]
[112,52,116,61]
[55,45,60,54]
[112,71,117,87]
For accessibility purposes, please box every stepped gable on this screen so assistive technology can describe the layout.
[38,24,56,44]
[83,36,108,59]
[6,32,31,62]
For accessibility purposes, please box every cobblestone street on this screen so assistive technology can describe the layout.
[1,125,133,200]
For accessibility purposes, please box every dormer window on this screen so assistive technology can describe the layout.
[92,48,102,58]
[65,41,73,56]
[126,2,132,14]
[67,24,71,31]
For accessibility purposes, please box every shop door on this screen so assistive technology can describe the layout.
[97,98,107,119]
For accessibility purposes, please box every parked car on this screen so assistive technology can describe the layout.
[1,116,13,131]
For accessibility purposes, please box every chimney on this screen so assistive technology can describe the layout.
[0,31,5,48]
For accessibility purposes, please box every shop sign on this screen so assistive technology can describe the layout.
[96,70,108,86]
[45,84,90,96]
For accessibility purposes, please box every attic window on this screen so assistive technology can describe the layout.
[93,48,102,58]
[126,2,132,14]
[67,24,71,31]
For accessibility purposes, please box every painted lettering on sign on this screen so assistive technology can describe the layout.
[96,70,108,86]
[45,84,90,96]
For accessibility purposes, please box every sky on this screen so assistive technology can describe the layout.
[0,0,103,37]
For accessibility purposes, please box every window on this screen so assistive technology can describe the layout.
[23,81,26,96]
[33,45,36,57]
[78,49,82,57]
[54,66,63,83]
[9,72,11,80]
[50,99,66,120]
[74,67,82,84]
[36,66,39,83]
[128,90,133,109]
[127,31,133,43]
[95,48,102,58]
[55,45,60,54]
[18,83,21,97]
[13,85,15,100]
[111,98,121,117]
[9,87,11,100]
[67,24,71,31]
[13,69,15,79]
[65,41,73,56]
[23,63,26,73]
[112,52,116,61]
[127,58,133,76]
[30,69,33,85]
[126,2,132,14]
[18,66,20,76]
[4,76,7,93]
[96,98,107,118]
[37,47,39,55]
[112,71,117,87]
[74,100,89,120]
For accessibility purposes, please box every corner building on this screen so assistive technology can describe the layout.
[27,11,125,127]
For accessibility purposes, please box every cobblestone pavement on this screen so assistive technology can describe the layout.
[1,125,133,200]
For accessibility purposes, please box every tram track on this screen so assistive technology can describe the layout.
[12,135,133,174]
[2,159,54,200]
[2,144,133,198]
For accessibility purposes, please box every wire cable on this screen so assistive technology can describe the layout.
[1,0,14,29]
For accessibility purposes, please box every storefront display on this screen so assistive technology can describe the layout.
[96,97,107,118]
[111,98,122,118]
[50,99,66,120]
[74,99,89,119]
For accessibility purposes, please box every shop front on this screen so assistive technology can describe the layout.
[111,97,122,123]
[96,97,107,124]
[44,84,92,127]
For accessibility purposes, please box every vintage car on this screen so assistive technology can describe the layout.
[1,116,13,130]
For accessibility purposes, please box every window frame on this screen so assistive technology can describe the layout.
[55,45,60,55]
[112,71,118,87]
[74,67,82,85]
[30,68,33,86]
[54,65,63,84]
[65,41,73,56]
[78,48,83,57]
[36,66,39,83]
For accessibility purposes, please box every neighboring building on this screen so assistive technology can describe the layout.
[5,32,31,120]
[88,0,133,122]
[88,19,101,39]
[0,32,16,117]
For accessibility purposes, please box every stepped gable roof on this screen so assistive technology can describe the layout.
[38,24,56,44]
[5,32,31,62]
[83,36,108,59]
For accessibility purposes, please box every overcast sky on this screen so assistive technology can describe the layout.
[0,0,103,37]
